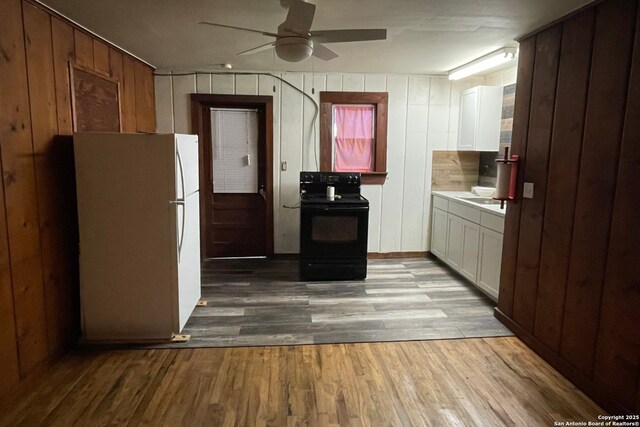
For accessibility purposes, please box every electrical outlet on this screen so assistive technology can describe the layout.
[523,182,534,199]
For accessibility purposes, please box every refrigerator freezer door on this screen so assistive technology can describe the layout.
[74,132,176,341]
[175,134,199,199]
[174,191,201,331]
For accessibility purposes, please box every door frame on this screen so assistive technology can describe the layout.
[190,94,274,259]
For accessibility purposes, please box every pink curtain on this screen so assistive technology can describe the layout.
[334,105,374,172]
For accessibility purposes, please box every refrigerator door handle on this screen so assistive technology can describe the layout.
[176,143,186,201]
[169,200,186,263]
[175,142,187,263]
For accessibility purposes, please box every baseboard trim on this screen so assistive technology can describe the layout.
[270,252,429,260]
[367,251,428,259]
[494,308,632,415]
[268,254,299,260]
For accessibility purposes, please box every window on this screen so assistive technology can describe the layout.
[333,105,375,172]
[320,92,388,184]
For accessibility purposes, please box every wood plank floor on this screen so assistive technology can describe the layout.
[154,257,511,348]
[0,337,604,426]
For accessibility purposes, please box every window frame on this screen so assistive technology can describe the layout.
[319,91,388,184]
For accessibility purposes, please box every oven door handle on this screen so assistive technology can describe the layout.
[303,205,369,212]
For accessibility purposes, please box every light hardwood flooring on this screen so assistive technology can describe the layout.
[156,257,511,348]
[0,337,603,426]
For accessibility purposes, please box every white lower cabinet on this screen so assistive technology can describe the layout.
[445,214,463,269]
[477,227,503,300]
[460,220,480,283]
[430,194,503,301]
[431,208,448,259]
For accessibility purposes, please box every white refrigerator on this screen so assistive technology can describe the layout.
[74,133,201,342]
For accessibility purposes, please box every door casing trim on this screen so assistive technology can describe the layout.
[190,94,274,259]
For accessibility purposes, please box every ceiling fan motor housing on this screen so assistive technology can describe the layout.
[275,36,313,62]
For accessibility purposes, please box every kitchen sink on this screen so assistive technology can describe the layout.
[458,197,502,205]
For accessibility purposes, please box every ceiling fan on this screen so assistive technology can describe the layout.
[199,0,387,62]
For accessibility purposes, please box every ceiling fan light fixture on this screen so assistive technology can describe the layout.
[275,37,313,62]
[448,47,518,81]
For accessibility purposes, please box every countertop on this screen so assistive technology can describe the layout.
[432,191,507,217]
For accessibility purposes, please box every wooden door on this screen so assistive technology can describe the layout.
[191,95,274,259]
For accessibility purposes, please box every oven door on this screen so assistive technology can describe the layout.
[300,204,369,258]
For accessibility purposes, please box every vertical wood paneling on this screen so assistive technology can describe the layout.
[211,74,234,94]
[497,0,640,414]
[592,2,640,410]
[134,62,155,132]
[196,73,211,94]
[498,37,536,317]
[364,74,386,93]
[325,74,342,91]
[154,75,174,133]
[302,74,325,172]
[511,26,563,332]
[401,75,429,251]
[50,18,74,135]
[362,74,387,253]
[258,74,282,251]
[0,0,22,397]
[24,1,72,358]
[120,55,137,132]
[561,0,637,374]
[0,0,156,406]
[73,30,93,69]
[342,74,365,91]
[278,74,303,253]
[235,74,258,95]
[534,10,595,350]
[361,186,382,252]
[108,48,123,82]
[92,40,109,76]
[0,182,18,397]
[380,75,408,252]
[6,0,48,377]
[172,74,196,134]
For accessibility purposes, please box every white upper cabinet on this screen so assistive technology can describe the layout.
[457,86,503,151]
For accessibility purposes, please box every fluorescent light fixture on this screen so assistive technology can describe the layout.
[448,47,518,81]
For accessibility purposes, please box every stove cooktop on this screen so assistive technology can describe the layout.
[300,193,369,206]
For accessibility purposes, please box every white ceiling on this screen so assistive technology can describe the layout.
[40,0,592,74]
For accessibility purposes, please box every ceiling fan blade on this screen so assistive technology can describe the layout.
[278,0,316,35]
[312,43,339,61]
[237,42,276,56]
[199,22,279,38]
[311,29,387,44]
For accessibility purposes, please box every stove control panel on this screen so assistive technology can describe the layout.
[300,172,361,185]
[300,171,362,196]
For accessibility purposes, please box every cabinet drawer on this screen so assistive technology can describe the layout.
[433,195,448,211]
[448,201,481,223]
[480,211,504,233]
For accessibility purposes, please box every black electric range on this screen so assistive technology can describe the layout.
[299,172,369,281]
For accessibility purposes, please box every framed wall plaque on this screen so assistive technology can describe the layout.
[70,64,122,132]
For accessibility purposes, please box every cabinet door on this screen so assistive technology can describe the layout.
[458,88,478,150]
[460,219,480,283]
[445,214,463,269]
[477,227,503,300]
[430,208,448,259]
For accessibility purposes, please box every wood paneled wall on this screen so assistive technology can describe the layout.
[0,0,156,408]
[496,0,640,414]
